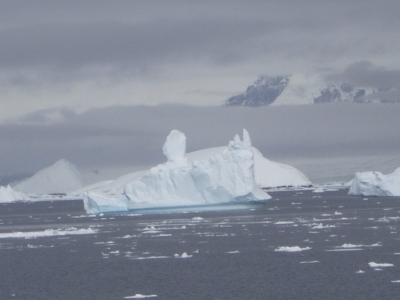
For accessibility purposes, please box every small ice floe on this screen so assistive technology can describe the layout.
[356,270,365,274]
[330,242,373,251]
[152,234,172,237]
[300,261,319,264]
[275,246,311,252]
[142,231,162,234]
[369,262,394,268]
[133,256,169,260]
[27,244,54,249]
[274,221,295,225]
[377,217,390,223]
[326,248,363,252]
[334,212,343,216]
[142,225,157,230]
[120,235,137,239]
[0,227,96,239]
[311,223,336,229]
[363,198,368,201]
[391,280,400,283]
[339,243,364,249]
[124,294,157,298]
[192,217,203,221]
[174,252,192,258]
[227,250,240,254]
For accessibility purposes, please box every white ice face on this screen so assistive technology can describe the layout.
[13,159,86,194]
[0,185,28,203]
[83,129,271,213]
[349,167,400,196]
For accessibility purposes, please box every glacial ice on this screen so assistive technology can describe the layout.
[186,146,311,188]
[0,185,28,202]
[14,159,86,194]
[83,129,270,213]
[348,167,400,196]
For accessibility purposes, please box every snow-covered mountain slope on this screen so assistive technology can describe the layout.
[14,159,86,194]
[83,130,270,213]
[225,74,374,106]
[348,167,400,196]
[225,76,289,106]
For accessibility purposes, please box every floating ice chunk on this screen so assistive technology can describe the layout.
[349,167,400,196]
[228,250,240,254]
[275,221,295,225]
[369,262,394,268]
[174,252,192,258]
[356,270,365,274]
[0,227,96,239]
[391,280,400,283]
[124,294,157,298]
[311,223,336,229]
[339,243,363,248]
[192,217,203,221]
[300,261,319,264]
[275,246,311,252]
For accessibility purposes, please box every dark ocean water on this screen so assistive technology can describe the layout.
[1,189,400,300]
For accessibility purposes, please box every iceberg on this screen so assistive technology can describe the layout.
[83,129,270,213]
[14,159,86,194]
[0,185,28,203]
[186,147,311,188]
[348,167,400,196]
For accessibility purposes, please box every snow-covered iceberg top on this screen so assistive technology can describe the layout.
[186,147,311,188]
[14,159,86,195]
[0,185,28,203]
[83,129,271,214]
[348,167,400,197]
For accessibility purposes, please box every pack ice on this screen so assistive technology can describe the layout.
[348,167,400,196]
[0,185,28,203]
[83,130,271,213]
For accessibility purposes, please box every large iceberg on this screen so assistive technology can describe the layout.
[83,130,271,214]
[348,167,400,196]
[0,185,28,203]
[14,159,86,194]
[186,147,311,188]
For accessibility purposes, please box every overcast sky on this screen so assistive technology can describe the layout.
[1,1,400,183]
[1,1,400,120]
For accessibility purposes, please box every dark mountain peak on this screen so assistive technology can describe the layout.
[225,75,290,107]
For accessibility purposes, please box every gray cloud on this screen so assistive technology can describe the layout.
[326,61,400,102]
[1,1,400,88]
